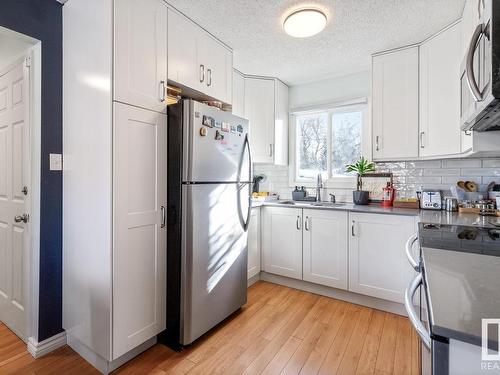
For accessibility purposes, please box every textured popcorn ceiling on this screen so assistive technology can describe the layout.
[168,0,465,85]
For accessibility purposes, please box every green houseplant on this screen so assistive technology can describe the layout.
[345,156,375,205]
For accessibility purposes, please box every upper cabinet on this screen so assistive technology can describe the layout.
[232,70,245,118]
[372,46,419,160]
[419,21,462,157]
[167,8,232,105]
[114,0,168,113]
[244,76,289,165]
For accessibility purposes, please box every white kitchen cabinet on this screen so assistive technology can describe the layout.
[302,209,348,289]
[247,207,261,279]
[114,0,168,113]
[262,207,303,279]
[349,213,416,304]
[245,76,289,165]
[63,1,167,372]
[419,21,462,157]
[113,103,167,359]
[167,8,232,104]
[167,9,199,92]
[232,69,245,118]
[372,46,419,160]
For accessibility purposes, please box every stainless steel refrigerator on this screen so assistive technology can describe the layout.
[162,99,252,349]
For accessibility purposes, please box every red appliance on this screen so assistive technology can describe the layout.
[381,182,395,207]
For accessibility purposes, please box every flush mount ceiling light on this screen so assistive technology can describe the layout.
[283,8,327,38]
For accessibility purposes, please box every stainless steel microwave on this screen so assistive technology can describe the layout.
[461,0,500,132]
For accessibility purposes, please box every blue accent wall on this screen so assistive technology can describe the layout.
[0,0,63,341]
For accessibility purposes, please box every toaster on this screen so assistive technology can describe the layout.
[421,191,442,210]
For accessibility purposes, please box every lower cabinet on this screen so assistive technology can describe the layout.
[349,212,416,304]
[303,209,348,289]
[262,207,303,279]
[247,207,261,279]
[261,207,416,305]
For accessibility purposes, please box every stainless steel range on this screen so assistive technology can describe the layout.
[405,222,500,375]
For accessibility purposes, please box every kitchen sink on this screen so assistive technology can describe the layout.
[310,202,347,207]
[275,200,347,208]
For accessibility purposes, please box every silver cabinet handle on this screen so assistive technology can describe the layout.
[375,135,380,151]
[351,220,355,236]
[420,131,425,148]
[405,234,420,271]
[404,273,431,349]
[304,217,310,231]
[207,68,212,87]
[296,215,301,230]
[199,64,205,83]
[159,80,166,102]
[269,144,273,157]
[161,206,166,228]
[466,24,486,102]
[14,214,29,223]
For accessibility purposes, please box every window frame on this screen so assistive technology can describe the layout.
[288,98,371,189]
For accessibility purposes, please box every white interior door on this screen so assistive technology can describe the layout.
[113,102,167,359]
[0,58,30,341]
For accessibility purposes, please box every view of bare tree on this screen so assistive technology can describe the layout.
[297,110,362,180]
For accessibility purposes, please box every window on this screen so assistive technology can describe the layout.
[291,102,368,185]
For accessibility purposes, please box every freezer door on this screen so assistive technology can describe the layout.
[183,100,250,183]
[181,183,248,345]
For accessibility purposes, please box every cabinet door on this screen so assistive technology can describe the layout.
[113,103,167,359]
[248,208,261,279]
[419,22,461,157]
[114,0,168,113]
[168,9,201,91]
[303,210,348,289]
[262,207,302,279]
[232,70,245,118]
[274,80,289,166]
[245,77,275,164]
[349,213,415,303]
[199,34,232,104]
[372,47,419,160]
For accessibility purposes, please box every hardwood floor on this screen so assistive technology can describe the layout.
[0,281,420,374]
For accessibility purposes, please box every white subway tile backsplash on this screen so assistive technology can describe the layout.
[482,159,500,168]
[442,159,482,168]
[255,157,499,201]
[461,168,500,176]
[423,168,460,176]
[406,160,442,169]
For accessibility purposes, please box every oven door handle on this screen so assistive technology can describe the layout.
[405,273,431,349]
[405,234,420,271]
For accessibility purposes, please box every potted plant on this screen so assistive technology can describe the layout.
[345,156,375,205]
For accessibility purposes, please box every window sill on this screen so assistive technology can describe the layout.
[290,177,357,190]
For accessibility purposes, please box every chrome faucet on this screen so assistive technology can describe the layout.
[315,173,323,202]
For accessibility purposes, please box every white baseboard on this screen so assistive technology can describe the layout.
[260,272,408,317]
[247,273,260,287]
[27,331,67,358]
[67,333,157,374]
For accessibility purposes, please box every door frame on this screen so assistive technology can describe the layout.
[0,26,42,347]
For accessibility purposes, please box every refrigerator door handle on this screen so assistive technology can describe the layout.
[237,134,253,232]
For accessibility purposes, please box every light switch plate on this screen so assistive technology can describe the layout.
[49,153,63,171]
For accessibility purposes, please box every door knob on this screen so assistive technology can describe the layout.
[14,214,29,223]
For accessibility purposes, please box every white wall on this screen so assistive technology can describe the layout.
[0,28,34,71]
[289,71,371,109]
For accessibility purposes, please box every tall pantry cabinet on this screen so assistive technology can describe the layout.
[63,0,167,373]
